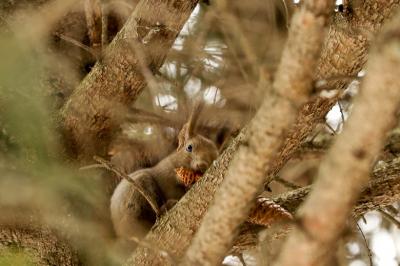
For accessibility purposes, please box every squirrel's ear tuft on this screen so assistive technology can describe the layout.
[177,123,188,151]
[177,101,204,151]
[187,101,204,137]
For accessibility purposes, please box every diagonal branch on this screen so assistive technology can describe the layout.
[213,158,400,255]
[179,1,334,265]
[275,8,400,265]
[274,159,400,218]
[61,0,199,161]
[125,1,400,265]
[267,0,400,183]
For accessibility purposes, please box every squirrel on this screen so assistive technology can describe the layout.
[110,103,219,240]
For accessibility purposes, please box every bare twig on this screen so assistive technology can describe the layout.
[92,156,161,216]
[355,222,373,266]
[274,176,301,190]
[379,209,400,229]
[337,100,345,131]
[54,33,97,58]
[325,122,337,135]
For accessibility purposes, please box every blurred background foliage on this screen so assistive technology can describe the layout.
[0,0,399,265]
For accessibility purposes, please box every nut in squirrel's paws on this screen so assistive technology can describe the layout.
[175,167,203,187]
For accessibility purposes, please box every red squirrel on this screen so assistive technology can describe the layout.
[110,103,219,240]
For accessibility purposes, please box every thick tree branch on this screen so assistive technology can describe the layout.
[268,0,400,181]
[231,159,400,254]
[275,8,400,265]
[0,210,80,266]
[274,159,400,218]
[180,1,334,265]
[127,1,400,265]
[61,0,198,160]
[0,225,79,266]
[127,133,244,265]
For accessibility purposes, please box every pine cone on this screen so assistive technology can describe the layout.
[175,167,203,187]
[247,197,293,227]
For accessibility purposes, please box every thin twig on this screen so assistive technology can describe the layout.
[54,33,97,58]
[337,100,345,132]
[274,176,301,189]
[356,222,373,266]
[126,107,179,127]
[385,205,399,216]
[325,122,337,135]
[92,156,161,216]
[379,208,400,229]
[281,0,290,29]
[79,164,104,170]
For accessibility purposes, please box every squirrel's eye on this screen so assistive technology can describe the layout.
[186,144,193,152]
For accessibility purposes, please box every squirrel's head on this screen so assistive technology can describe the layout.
[176,102,219,173]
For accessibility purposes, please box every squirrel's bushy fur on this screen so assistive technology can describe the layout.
[110,103,218,240]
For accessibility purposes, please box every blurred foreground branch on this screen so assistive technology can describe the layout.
[126,2,400,265]
[275,7,400,265]
[180,0,334,265]
[268,0,400,182]
[274,158,400,218]
[61,0,198,161]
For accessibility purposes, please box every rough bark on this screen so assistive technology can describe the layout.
[268,0,400,181]
[179,1,334,265]
[275,8,400,265]
[230,159,400,254]
[274,158,400,218]
[127,133,245,265]
[0,214,80,266]
[126,1,400,265]
[61,0,198,161]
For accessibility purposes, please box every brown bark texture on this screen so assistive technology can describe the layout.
[61,0,198,161]
[274,158,400,218]
[179,0,334,264]
[127,1,400,265]
[268,0,400,181]
[0,221,79,266]
[275,8,400,265]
